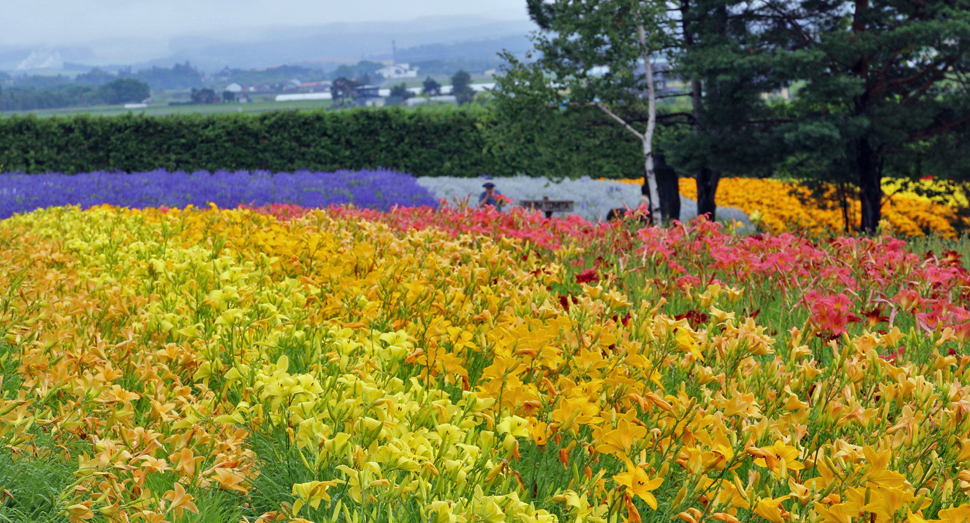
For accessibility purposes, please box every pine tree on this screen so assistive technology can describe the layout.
[682,0,970,232]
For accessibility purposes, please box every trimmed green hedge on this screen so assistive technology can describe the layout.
[0,106,661,178]
[0,109,493,176]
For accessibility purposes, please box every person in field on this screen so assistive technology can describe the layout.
[478,181,504,210]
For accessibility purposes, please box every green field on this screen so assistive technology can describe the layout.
[0,99,334,119]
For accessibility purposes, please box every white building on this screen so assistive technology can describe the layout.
[276,93,331,101]
[440,83,495,94]
[224,83,243,93]
[376,63,419,79]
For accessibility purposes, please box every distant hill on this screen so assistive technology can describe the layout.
[0,16,536,74]
[142,17,536,71]
[396,35,531,63]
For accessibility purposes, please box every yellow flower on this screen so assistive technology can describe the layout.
[497,415,530,438]
[753,496,790,523]
[594,416,647,457]
[936,504,970,523]
[527,418,549,447]
[162,483,200,519]
[291,480,342,514]
[612,459,663,509]
[748,440,804,477]
[559,490,609,523]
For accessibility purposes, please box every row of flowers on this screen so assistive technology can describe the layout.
[611,177,967,238]
[1,204,970,523]
[0,169,439,219]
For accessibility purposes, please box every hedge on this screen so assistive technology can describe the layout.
[0,109,493,177]
[0,106,664,178]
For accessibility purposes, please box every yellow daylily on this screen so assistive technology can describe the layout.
[613,459,663,510]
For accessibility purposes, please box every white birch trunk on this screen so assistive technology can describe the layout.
[637,23,662,226]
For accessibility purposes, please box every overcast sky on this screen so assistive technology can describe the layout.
[2,0,531,47]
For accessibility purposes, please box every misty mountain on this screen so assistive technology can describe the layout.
[0,46,97,71]
[395,35,531,63]
[156,17,535,70]
[0,16,536,74]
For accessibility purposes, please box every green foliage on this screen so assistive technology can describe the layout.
[132,62,204,91]
[0,109,492,177]
[73,68,116,86]
[214,65,329,88]
[97,78,150,105]
[388,83,412,99]
[489,97,640,179]
[422,76,442,96]
[189,87,220,105]
[0,79,151,112]
[484,81,686,179]
[0,106,666,179]
[678,0,970,231]
[330,61,384,83]
[410,58,497,76]
[6,75,71,90]
[522,0,672,107]
[451,70,474,105]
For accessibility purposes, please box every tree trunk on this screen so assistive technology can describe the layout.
[655,153,680,222]
[856,137,882,233]
[638,23,662,226]
[696,167,720,220]
[687,77,719,221]
[642,139,662,226]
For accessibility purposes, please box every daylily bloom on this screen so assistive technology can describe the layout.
[613,459,663,510]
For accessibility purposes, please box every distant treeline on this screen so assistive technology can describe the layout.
[0,79,150,112]
[0,106,674,179]
[0,58,499,104]
[3,62,205,92]
[217,60,493,89]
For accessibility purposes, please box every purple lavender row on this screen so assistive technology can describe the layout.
[0,169,440,219]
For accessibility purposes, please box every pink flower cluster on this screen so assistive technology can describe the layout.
[636,217,970,338]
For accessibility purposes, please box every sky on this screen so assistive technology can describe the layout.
[2,0,532,47]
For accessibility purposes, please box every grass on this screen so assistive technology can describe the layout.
[0,441,75,523]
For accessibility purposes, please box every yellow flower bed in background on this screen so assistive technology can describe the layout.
[883,178,970,207]
[610,177,967,237]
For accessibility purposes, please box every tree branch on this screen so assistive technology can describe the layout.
[588,101,644,141]
[764,0,812,47]
[881,56,953,92]
[905,114,970,141]
[898,58,956,108]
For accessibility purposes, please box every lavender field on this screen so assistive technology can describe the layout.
[0,169,438,219]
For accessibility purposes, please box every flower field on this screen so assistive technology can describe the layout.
[611,178,967,238]
[2,200,970,523]
[0,171,752,225]
[0,170,438,219]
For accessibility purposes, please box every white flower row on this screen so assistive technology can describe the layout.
[416,175,752,225]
